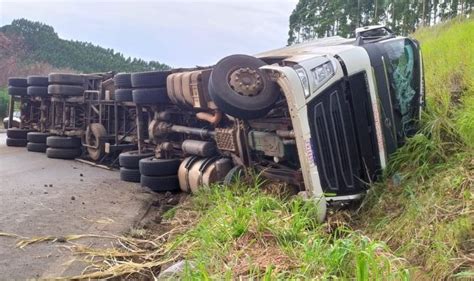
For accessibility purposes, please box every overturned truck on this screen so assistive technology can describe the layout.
[5,26,424,220]
[118,26,424,219]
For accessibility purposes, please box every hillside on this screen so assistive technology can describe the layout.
[0,19,170,78]
[56,17,473,279]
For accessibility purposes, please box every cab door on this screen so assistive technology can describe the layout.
[363,38,423,155]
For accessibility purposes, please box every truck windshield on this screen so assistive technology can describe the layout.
[383,39,419,137]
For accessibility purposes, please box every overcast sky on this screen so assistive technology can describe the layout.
[0,0,298,68]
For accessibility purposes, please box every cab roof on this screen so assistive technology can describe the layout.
[256,36,357,59]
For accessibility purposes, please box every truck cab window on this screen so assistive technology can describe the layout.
[383,39,419,138]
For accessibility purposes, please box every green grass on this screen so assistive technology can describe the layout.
[358,16,474,279]
[0,88,8,122]
[167,181,410,280]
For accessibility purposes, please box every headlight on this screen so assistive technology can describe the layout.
[293,65,311,98]
[311,61,335,90]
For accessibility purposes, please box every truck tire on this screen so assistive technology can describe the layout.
[208,54,279,119]
[223,165,243,185]
[6,138,27,147]
[8,86,27,96]
[131,71,171,88]
[46,136,82,148]
[27,142,47,153]
[27,76,49,86]
[27,86,48,97]
[120,167,141,182]
[119,150,155,169]
[48,73,84,85]
[48,84,84,96]
[85,123,107,161]
[46,147,82,159]
[7,128,31,139]
[8,77,27,87]
[140,175,180,192]
[114,73,132,89]
[114,89,133,102]
[132,88,169,104]
[139,157,181,177]
[27,132,50,143]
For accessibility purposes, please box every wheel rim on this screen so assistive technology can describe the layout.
[228,67,264,97]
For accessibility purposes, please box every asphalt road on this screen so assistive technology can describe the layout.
[0,133,154,279]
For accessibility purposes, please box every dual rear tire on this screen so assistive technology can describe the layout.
[139,157,180,192]
[46,136,82,159]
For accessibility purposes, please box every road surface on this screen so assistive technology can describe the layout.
[0,133,155,279]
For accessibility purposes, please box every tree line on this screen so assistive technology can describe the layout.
[288,0,473,44]
[0,19,170,73]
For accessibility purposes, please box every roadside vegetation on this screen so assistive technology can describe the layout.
[0,19,170,74]
[359,17,473,279]
[0,88,8,124]
[58,17,472,280]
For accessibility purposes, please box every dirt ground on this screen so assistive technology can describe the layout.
[0,133,161,279]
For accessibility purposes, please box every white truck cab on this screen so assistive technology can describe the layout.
[257,27,424,216]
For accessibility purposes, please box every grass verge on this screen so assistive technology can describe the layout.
[357,16,474,279]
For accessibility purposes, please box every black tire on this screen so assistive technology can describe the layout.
[120,167,141,183]
[208,54,279,119]
[140,175,180,192]
[223,165,243,185]
[48,84,84,96]
[7,128,31,139]
[46,136,82,148]
[114,89,133,102]
[46,147,82,159]
[27,142,47,153]
[85,123,107,161]
[8,77,27,87]
[114,73,132,89]
[27,76,48,86]
[139,157,181,177]
[132,88,169,104]
[131,71,171,88]
[48,73,84,85]
[8,86,27,96]
[6,138,27,147]
[119,150,155,169]
[27,132,50,143]
[27,86,48,97]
